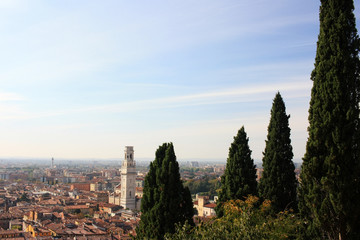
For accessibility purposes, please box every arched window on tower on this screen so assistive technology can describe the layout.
[129,191,131,197]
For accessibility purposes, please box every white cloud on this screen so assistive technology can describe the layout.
[0,92,24,101]
[0,0,323,159]
[0,1,319,87]
[0,80,311,122]
[80,79,311,113]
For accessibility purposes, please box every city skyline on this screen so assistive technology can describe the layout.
[0,1,359,161]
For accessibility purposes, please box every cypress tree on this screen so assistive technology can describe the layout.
[258,92,297,212]
[137,143,194,240]
[299,1,360,239]
[216,126,257,217]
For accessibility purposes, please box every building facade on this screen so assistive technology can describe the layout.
[120,146,136,210]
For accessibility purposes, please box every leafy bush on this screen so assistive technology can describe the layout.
[166,196,303,240]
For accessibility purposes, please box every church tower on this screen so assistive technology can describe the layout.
[120,146,136,209]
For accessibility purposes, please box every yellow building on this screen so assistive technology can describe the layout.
[26,224,52,238]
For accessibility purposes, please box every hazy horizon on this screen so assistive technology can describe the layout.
[0,156,303,164]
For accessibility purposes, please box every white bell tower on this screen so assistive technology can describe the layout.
[120,146,136,209]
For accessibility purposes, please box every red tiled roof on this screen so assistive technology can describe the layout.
[204,203,216,208]
[64,205,89,210]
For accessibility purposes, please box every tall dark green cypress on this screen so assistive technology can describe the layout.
[216,126,257,217]
[259,92,297,212]
[136,143,194,240]
[299,1,360,239]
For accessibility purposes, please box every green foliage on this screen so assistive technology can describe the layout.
[259,92,297,213]
[299,1,360,239]
[166,196,304,240]
[11,225,22,230]
[183,175,220,197]
[216,126,257,217]
[136,143,194,240]
[180,167,200,173]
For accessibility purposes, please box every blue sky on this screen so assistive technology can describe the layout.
[0,0,359,161]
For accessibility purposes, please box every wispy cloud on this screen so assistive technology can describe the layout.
[0,0,327,159]
[286,42,317,49]
[40,80,310,117]
[0,92,24,101]
[0,1,320,87]
[0,80,311,121]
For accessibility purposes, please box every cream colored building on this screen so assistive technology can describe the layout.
[120,146,136,210]
[194,196,216,217]
[108,194,121,205]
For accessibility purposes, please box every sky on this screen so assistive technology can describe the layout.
[0,0,359,162]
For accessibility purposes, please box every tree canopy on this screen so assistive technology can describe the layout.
[299,0,360,239]
[136,143,194,239]
[259,92,297,213]
[216,126,257,216]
